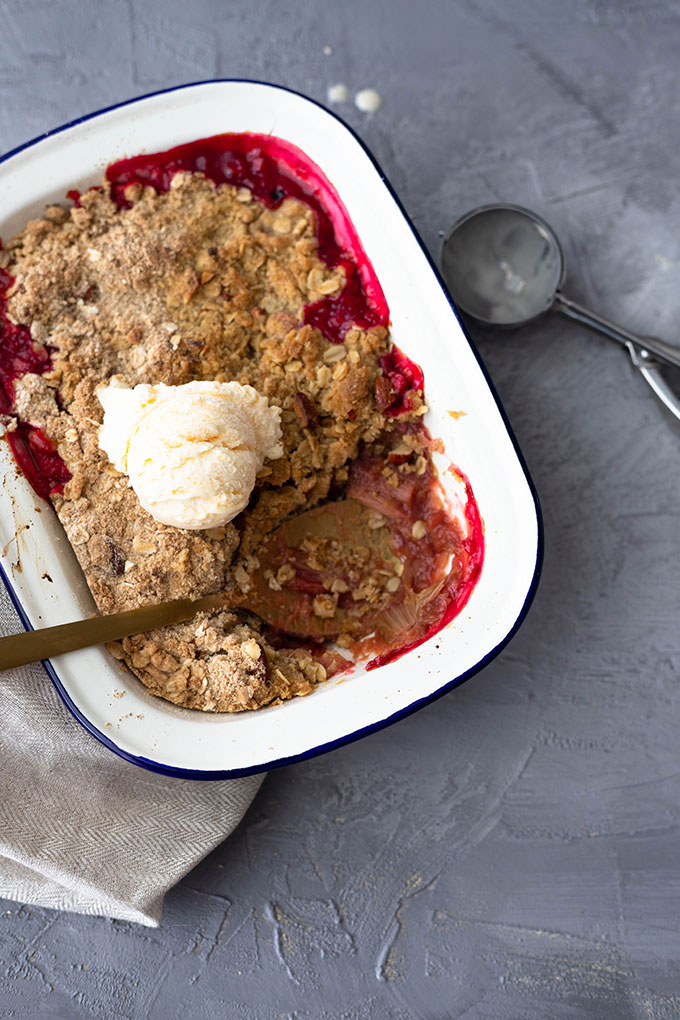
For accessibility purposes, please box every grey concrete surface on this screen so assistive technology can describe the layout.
[1,0,680,1016]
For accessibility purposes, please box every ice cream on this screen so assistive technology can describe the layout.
[97,378,283,530]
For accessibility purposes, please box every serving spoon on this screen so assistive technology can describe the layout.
[440,204,680,421]
[0,498,395,672]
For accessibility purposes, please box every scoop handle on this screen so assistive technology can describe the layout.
[0,592,232,672]
[554,293,680,370]
[629,345,680,424]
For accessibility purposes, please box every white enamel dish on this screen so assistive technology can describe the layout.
[0,81,542,778]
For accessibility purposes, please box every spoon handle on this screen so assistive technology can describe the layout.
[0,592,232,672]
[554,293,680,371]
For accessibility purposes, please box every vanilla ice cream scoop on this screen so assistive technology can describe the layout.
[97,378,283,530]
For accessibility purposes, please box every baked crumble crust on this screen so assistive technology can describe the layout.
[5,172,424,711]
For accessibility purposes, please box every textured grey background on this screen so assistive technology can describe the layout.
[1,0,680,1017]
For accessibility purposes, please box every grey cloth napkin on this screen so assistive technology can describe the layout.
[0,586,263,927]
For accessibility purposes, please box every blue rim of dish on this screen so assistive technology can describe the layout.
[0,79,544,780]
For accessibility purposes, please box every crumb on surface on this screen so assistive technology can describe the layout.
[355,88,382,113]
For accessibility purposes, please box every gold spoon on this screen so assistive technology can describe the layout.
[0,498,395,672]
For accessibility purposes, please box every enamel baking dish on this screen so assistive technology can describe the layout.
[0,81,542,778]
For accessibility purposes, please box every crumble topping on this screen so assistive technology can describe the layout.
[4,171,425,711]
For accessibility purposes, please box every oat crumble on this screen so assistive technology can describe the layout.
[3,170,426,711]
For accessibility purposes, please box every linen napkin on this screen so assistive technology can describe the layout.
[0,586,264,927]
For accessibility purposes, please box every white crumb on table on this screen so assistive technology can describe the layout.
[327,82,349,103]
[355,87,382,112]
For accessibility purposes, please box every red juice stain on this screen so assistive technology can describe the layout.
[66,186,102,208]
[7,424,71,503]
[379,347,425,416]
[0,265,71,500]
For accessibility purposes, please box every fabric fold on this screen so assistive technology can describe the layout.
[0,588,263,927]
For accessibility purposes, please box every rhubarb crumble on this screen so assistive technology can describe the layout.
[0,133,483,713]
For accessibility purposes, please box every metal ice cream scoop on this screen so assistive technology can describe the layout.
[440,203,680,422]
